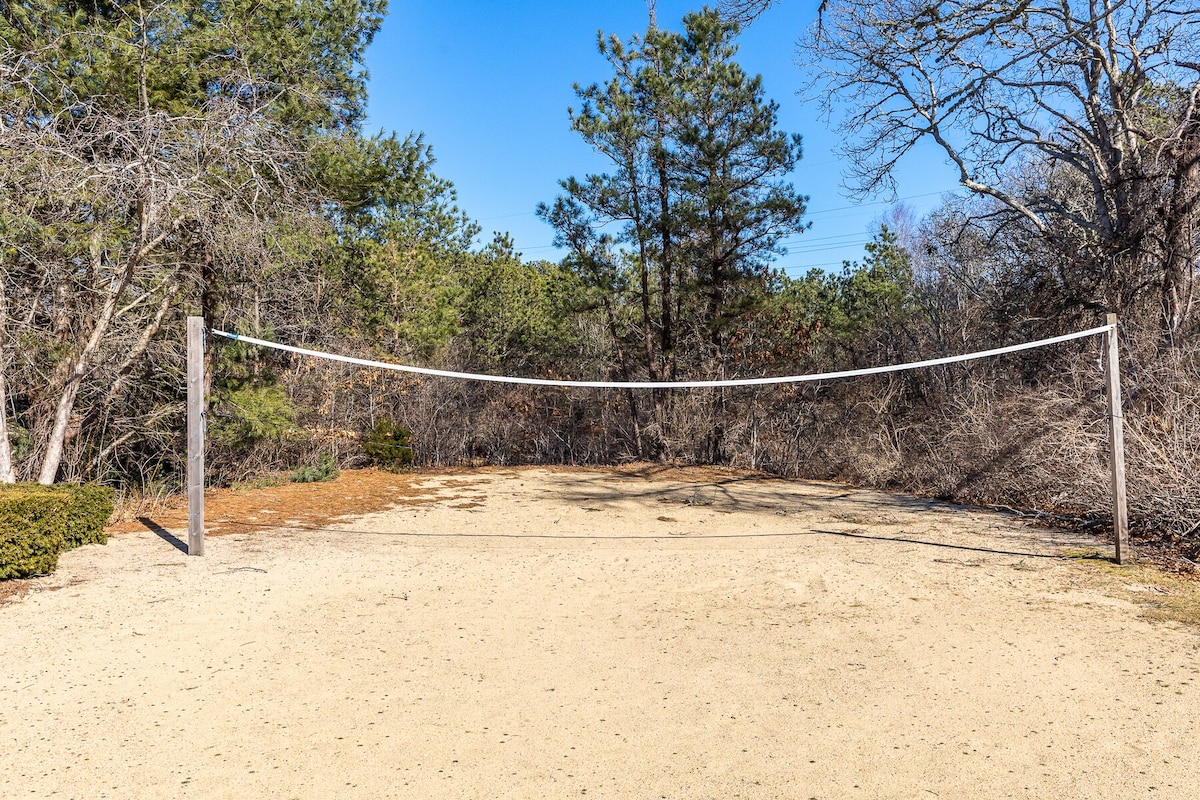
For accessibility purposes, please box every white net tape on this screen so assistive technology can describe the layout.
[212,324,1113,389]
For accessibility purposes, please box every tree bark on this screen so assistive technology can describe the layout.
[653,147,674,460]
[0,368,12,484]
[601,295,644,459]
[37,292,122,484]
[201,244,217,413]
[0,275,14,483]
[1160,120,1200,344]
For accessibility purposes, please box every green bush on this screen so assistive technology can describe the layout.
[0,483,116,580]
[0,486,68,579]
[209,384,296,450]
[54,484,116,549]
[362,419,414,470]
[291,452,340,483]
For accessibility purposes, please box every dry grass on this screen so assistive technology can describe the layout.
[107,468,456,537]
[1069,557,1200,627]
[0,579,32,607]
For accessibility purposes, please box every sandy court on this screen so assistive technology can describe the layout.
[2,467,1198,799]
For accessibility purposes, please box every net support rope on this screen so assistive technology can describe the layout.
[212,324,1114,389]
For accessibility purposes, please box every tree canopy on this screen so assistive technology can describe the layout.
[800,0,1200,340]
[539,7,809,456]
[0,0,386,483]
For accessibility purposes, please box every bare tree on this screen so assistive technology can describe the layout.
[1,102,322,483]
[1,2,338,481]
[718,0,800,25]
[803,0,1200,340]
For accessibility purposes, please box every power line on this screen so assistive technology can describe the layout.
[505,187,962,253]
[482,186,962,232]
[784,230,874,244]
[784,241,871,255]
[805,188,957,216]
[779,259,850,272]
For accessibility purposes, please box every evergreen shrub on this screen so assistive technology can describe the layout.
[0,484,116,580]
[362,419,414,470]
[0,486,68,579]
[291,452,340,483]
[54,484,116,549]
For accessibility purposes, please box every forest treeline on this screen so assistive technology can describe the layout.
[1,3,1198,556]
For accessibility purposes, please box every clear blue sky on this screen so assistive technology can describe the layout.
[363,1,963,275]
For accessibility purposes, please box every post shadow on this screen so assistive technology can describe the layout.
[137,517,188,554]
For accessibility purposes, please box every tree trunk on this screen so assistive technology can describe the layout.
[652,152,675,461]
[0,276,14,483]
[706,274,729,464]
[1160,122,1200,345]
[601,295,644,459]
[37,251,143,484]
[201,245,218,412]
[622,144,664,460]
[0,368,13,484]
[77,281,179,478]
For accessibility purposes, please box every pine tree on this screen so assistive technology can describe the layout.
[539,7,809,458]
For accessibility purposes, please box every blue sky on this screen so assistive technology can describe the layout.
[363,1,964,274]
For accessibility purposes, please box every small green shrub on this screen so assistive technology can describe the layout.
[0,486,68,579]
[362,419,414,470]
[209,384,296,450]
[54,484,116,549]
[0,483,116,580]
[291,452,340,484]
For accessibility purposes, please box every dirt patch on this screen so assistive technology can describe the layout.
[109,464,792,539]
[543,461,774,485]
[108,468,492,537]
[4,467,1200,799]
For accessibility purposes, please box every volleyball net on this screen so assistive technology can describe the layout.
[211,325,1113,389]
[184,317,1130,562]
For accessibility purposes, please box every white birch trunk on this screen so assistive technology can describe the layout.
[37,267,136,485]
[0,277,15,483]
[36,217,177,485]
[0,363,14,484]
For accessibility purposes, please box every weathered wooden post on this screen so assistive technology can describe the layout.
[187,316,205,556]
[1104,314,1129,564]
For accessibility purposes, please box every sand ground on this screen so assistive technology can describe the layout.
[1,466,1198,799]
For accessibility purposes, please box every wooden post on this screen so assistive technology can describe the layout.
[187,316,205,556]
[1104,314,1130,564]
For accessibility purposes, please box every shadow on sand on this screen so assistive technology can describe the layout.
[137,517,188,554]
